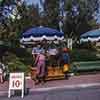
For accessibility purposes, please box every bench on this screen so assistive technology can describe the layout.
[72,61,100,74]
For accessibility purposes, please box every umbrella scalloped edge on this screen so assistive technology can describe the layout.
[80,36,100,42]
[20,35,64,43]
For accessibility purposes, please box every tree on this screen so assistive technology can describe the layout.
[42,0,59,29]
[0,1,40,44]
[0,0,40,67]
[64,0,99,39]
[15,3,40,36]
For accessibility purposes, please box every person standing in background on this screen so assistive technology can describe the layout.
[34,49,46,85]
[61,48,70,79]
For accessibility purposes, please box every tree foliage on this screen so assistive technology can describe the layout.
[0,0,99,41]
[64,0,98,38]
[0,1,40,63]
[0,0,99,69]
[42,0,59,29]
[0,1,40,43]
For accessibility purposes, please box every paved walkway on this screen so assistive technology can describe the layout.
[0,73,100,96]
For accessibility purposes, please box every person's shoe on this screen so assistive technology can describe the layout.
[41,81,45,85]
[34,80,40,85]
[64,74,69,80]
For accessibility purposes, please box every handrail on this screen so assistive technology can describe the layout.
[73,61,100,64]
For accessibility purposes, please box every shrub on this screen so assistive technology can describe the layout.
[70,48,100,62]
[3,52,30,75]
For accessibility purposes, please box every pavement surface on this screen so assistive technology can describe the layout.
[0,84,100,100]
[0,73,100,98]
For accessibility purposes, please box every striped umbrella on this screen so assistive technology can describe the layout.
[20,26,64,44]
[80,29,100,42]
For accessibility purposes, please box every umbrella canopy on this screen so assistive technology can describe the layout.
[20,26,64,44]
[80,29,100,42]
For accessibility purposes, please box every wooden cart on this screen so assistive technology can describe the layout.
[30,66,65,81]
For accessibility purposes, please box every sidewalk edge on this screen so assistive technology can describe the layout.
[30,83,100,92]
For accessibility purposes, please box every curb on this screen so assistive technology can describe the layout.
[0,91,8,96]
[30,83,100,92]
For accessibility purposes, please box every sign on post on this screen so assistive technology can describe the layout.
[8,72,25,98]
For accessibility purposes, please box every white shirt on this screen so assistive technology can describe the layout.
[47,48,58,55]
[32,47,45,54]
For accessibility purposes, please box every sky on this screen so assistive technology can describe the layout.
[25,0,38,5]
[25,0,44,12]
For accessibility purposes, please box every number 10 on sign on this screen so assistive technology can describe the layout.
[12,80,21,89]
